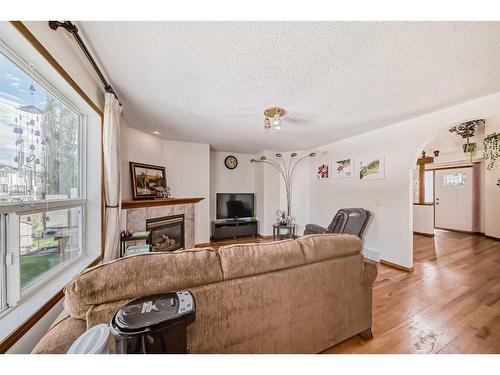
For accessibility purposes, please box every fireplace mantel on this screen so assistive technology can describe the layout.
[122,197,204,209]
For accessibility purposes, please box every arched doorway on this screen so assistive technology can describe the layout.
[412,120,486,263]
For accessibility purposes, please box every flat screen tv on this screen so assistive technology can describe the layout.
[216,193,255,220]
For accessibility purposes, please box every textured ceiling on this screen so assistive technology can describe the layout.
[78,21,500,153]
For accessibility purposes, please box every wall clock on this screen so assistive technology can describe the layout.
[225,155,238,170]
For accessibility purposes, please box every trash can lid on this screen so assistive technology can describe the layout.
[112,292,194,333]
[68,324,110,354]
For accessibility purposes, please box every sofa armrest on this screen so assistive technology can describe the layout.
[32,310,86,354]
[363,259,378,286]
[304,224,329,235]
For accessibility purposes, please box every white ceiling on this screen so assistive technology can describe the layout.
[78,21,500,153]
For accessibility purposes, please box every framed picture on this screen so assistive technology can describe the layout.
[356,155,385,181]
[316,162,331,179]
[333,158,353,179]
[129,162,167,199]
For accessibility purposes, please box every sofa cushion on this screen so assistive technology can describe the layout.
[64,247,222,319]
[297,234,362,264]
[217,240,305,280]
[32,310,86,354]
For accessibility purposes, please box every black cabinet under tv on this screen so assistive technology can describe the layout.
[211,219,258,240]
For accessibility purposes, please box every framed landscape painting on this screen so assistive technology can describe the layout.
[333,158,353,179]
[129,162,167,199]
[356,155,385,181]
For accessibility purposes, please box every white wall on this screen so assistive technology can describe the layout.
[277,153,310,235]
[206,150,312,236]
[210,150,302,237]
[254,152,281,236]
[424,124,485,160]
[23,22,105,110]
[121,124,211,244]
[485,118,500,239]
[210,151,256,221]
[413,205,435,235]
[307,92,500,269]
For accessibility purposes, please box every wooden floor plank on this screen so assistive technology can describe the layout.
[323,230,500,354]
[207,230,500,353]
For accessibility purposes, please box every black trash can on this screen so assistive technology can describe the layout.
[110,291,195,354]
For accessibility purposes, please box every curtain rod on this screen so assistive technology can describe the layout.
[48,21,121,105]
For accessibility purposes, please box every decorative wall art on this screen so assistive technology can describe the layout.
[333,158,353,179]
[356,155,385,181]
[129,161,167,199]
[316,162,331,179]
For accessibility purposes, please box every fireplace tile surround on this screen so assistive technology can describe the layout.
[123,203,196,249]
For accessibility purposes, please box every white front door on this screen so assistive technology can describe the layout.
[434,167,473,231]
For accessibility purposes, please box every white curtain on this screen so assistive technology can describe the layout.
[103,92,123,262]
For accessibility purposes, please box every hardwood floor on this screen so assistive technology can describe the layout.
[324,230,500,354]
[205,231,500,353]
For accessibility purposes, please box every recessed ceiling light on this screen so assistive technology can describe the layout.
[153,131,160,135]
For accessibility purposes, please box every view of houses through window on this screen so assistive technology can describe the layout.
[0,45,84,301]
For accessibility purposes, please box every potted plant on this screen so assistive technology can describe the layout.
[484,132,500,170]
[462,142,477,161]
[449,119,484,162]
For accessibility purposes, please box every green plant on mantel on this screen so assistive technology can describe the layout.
[484,132,500,170]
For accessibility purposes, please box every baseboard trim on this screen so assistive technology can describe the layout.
[483,234,500,242]
[434,227,483,235]
[413,231,435,237]
[380,259,414,273]
[432,228,498,241]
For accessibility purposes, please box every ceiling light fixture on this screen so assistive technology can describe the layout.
[264,117,271,129]
[153,131,160,135]
[264,107,285,130]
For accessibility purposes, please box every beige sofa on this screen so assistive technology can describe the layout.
[33,234,377,354]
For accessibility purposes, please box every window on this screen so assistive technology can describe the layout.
[443,172,466,186]
[424,170,433,204]
[1,215,6,312]
[19,208,82,291]
[0,42,85,311]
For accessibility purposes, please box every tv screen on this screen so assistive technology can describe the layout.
[216,193,255,220]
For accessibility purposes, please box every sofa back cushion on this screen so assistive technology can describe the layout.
[217,240,305,280]
[64,248,222,319]
[297,234,362,264]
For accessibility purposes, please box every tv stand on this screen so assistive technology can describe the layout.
[212,219,258,240]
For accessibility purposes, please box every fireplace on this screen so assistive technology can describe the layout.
[146,214,185,252]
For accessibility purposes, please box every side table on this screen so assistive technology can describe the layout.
[120,231,151,257]
[272,224,296,241]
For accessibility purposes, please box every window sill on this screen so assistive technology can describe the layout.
[0,254,99,342]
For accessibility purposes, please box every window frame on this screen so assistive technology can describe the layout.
[0,214,7,314]
[423,170,434,204]
[0,21,103,353]
[0,37,87,313]
[442,172,466,187]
